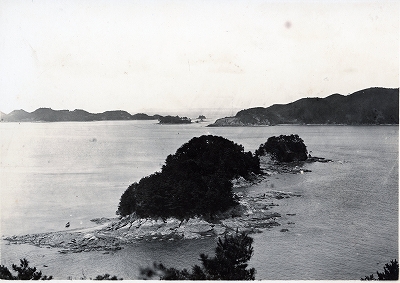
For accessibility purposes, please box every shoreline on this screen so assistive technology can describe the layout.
[3,190,299,254]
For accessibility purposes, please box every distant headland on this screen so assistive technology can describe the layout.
[208,87,399,126]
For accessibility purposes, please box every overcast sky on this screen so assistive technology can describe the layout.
[0,0,398,115]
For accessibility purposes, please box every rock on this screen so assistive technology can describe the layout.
[164,218,181,230]
[185,218,213,233]
[4,183,301,251]
[280,229,289,232]
[213,225,226,235]
[183,231,202,240]
[90,217,114,224]
[220,218,246,229]
[156,226,174,236]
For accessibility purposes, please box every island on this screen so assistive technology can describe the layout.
[0,108,162,122]
[4,134,332,253]
[208,87,399,126]
[158,115,192,124]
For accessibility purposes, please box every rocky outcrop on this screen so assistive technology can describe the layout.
[259,155,332,175]
[3,190,303,253]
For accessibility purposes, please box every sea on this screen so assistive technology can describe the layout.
[0,120,398,280]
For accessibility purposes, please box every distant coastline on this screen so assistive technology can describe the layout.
[0,108,161,122]
[0,108,209,124]
[208,87,399,126]
[2,87,398,125]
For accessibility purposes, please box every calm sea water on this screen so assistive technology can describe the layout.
[0,121,398,280]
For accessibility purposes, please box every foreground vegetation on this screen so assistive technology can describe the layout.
[2,248,397,280]
[0,259,52,280]
[361,260,399,281]
[140,232,256,280]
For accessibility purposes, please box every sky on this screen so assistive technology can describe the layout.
[0,0,399,115]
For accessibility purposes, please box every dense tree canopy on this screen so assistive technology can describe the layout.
[255,134,308,162]
[117,135,260,219]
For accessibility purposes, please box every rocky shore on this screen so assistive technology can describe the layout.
[3,190,301,254]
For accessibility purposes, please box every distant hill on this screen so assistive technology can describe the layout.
[208,87,399,126]
[0,108,160,122]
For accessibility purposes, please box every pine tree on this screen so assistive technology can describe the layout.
[140,232,256,280]
[0,258,52,280]
[362,259,399,280]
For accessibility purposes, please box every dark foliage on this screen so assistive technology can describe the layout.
[0,258,52,280]
[255,134,308,162]
[0,265,14,280]
[164,135,260,180]
[117,135,260,219]
[362,259,399,280]
[117,183,138,217]
[140,232,256,280]
[94,273,123,280]
[158,115,192,124]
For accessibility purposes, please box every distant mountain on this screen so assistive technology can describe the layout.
[208,87,399,126]
[0,108,160,122]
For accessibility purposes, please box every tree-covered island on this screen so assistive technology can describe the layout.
[4,134,313,256]
[117,134,309,221]
[158,115,192,124]
[117,135,261,219]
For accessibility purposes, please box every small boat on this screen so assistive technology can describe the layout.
[65,222,70,228]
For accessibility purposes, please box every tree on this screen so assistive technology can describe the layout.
[255,134,308,162]
[117,135,260,219]
[362,259,399,280]
[117,183,137,216]
[140,232,256,280]
[0,258,52,280]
